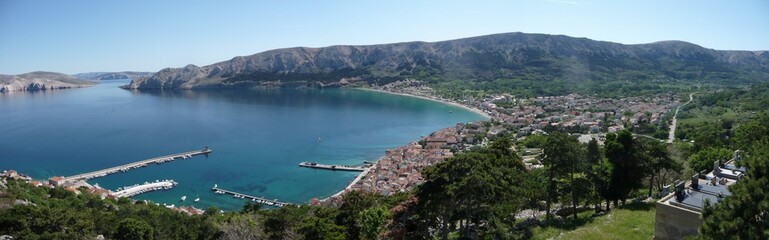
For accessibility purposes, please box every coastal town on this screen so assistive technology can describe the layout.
[374,79,679,137]
[314,80,681,205]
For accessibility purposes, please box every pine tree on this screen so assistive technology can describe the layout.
[541,132,585,219]
[605,130,644,205]
[638,138,680,198]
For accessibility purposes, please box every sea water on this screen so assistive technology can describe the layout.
[0,80,484,210]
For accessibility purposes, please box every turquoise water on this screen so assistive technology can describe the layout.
[0,80,484,210]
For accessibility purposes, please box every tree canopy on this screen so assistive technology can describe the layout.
[116,218,154,240]
[541,132,586,219]
[605,130,646,204]
[409,137,527,239]
[699,113,769,239]
[687,147,732,174]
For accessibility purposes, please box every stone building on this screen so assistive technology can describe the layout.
[654,150,743,239]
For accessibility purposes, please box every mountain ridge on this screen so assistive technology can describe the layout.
[124,32,769,90]
[74,71,154,80]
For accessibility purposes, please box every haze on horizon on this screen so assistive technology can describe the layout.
[0,0,767,75]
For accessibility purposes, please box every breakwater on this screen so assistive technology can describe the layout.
[65,147,212,182]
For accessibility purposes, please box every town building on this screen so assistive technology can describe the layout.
[4,170,18,179]
[48,176,66,187]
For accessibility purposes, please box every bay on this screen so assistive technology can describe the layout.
[0,80,484,210]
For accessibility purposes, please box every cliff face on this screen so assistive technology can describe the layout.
[0,72,96,93]
[125,32,769,89]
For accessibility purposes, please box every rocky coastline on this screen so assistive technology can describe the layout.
[0,72,95,93]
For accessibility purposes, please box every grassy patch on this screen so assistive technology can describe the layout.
[530,202,656,240]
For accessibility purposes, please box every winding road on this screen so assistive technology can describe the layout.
[667,92,695,144]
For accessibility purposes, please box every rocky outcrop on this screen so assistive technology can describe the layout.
[0,72,96,93]
[73,71,154,80]
[125,32,769,90]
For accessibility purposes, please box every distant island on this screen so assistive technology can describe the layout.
[0,71,96,93]
[73,71,154,80]
[123,32,769,90]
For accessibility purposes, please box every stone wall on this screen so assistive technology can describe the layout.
[654,198,702,240]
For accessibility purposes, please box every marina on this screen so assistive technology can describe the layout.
[113,179,177,198]
[64,147,212,182]
[298,162,368,172]
[212,185,292,207]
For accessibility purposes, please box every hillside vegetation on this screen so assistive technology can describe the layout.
[676,84,769,152]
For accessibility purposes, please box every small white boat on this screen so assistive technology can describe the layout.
[180,196,187,201]
[194,198,200,202]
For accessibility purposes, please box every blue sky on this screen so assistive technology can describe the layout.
[1,0,767,74]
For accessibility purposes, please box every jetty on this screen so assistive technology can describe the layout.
[65,147,212,182]
[212,185,291,207]
[113,179,177,198]
[298,162,367,172]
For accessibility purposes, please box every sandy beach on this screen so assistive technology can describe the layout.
[355,87,492,119]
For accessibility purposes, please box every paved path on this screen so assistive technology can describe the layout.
[329,164,374,199]
[668,93,695,144]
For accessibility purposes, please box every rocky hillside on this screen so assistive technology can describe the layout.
[73,71,154,80]
[0,72,96,92]
[125,32,769,89]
